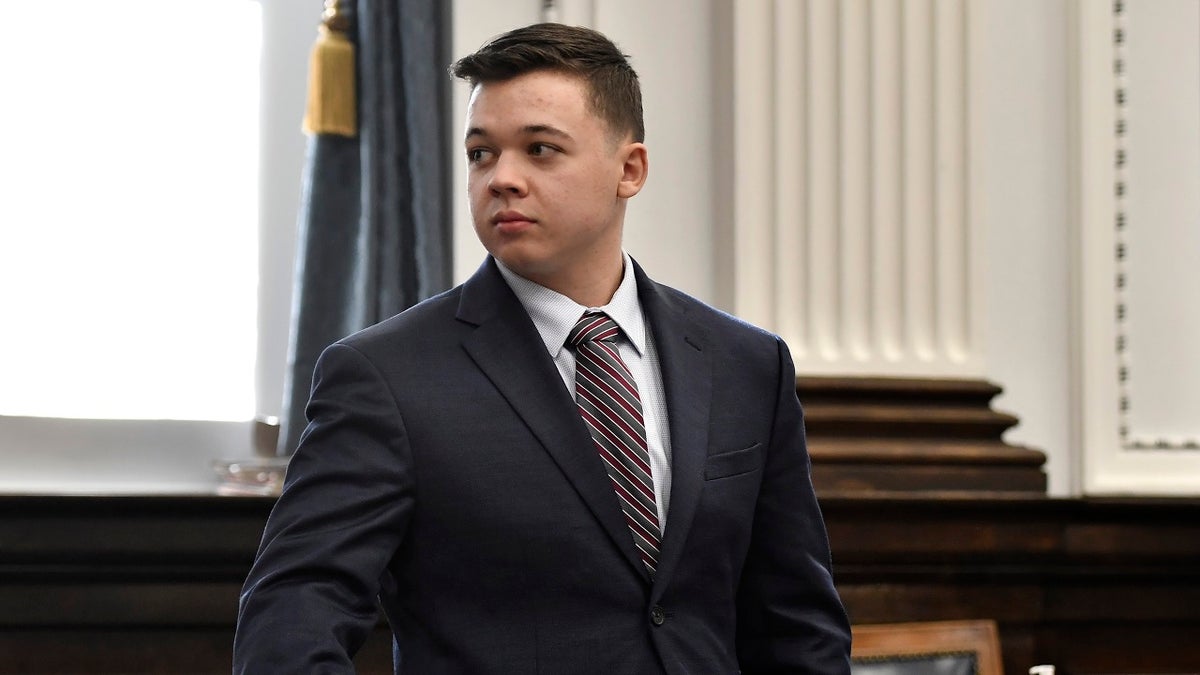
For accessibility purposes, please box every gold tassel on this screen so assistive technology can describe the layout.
[302,1,357,137]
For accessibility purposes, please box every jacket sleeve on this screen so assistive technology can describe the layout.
[735,337,853,674]
[233,342,414,673]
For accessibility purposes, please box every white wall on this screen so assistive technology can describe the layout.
[256,0,314,421]
[1073,0,1200,494]
[976,0,1075,494]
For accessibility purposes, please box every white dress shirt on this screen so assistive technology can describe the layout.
[496,254,673,530]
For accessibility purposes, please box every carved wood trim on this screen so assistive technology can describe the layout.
[799,376,1048,496]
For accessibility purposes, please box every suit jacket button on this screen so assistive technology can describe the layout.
[650,605,666,626]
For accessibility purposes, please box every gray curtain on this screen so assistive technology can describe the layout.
[279,0,452,456]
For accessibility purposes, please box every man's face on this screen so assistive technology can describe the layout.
[464,70,645,295]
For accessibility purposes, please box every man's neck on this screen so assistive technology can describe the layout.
[524,257,625,308]
[496,253,629,308]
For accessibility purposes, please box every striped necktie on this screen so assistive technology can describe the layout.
[567,311,661,574]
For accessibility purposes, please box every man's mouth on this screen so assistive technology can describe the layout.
[492,210,534,225]
[491,211,536,233]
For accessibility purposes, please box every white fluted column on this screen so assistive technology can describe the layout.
[723,0,983,378]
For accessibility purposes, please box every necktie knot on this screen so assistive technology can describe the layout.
[568,311,621,348]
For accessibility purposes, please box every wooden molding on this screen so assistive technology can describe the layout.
[799,376,1048,497]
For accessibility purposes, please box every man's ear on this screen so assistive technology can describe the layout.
[616,142,649,198]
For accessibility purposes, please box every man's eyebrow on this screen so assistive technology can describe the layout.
[523,124,571,139]
[463,124,573,142]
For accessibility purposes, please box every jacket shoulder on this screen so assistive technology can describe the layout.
[338,285,465,353]
[649,280,783,349]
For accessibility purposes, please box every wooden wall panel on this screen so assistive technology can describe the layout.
[2,495,1198,674]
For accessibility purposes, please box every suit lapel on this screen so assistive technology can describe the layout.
[457,259,650,580]
[633,263,713,596]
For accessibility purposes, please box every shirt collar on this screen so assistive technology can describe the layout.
[496,253,647,358]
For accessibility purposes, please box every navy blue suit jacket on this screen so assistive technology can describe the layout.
[234,257,851,674]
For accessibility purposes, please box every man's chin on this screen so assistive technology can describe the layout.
[490,249,550,279]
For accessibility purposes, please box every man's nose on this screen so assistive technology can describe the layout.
[488,155,527,196]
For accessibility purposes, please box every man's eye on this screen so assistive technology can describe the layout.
[467,148,490,163]
[529,143,556,157]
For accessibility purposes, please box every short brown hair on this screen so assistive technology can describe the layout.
[450,23,645,143]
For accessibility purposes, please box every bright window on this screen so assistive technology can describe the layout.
[0,1,262,421]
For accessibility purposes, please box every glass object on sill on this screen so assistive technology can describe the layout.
[213,456,289,496]
[213,416,288,496]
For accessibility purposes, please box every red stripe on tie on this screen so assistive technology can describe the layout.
[576,388,650,460]
[610,477,661,527]
[595,444,658,504]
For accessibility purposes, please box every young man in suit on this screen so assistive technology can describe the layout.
[235,22,851,674]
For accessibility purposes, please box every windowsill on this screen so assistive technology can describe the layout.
[0,416,259,496]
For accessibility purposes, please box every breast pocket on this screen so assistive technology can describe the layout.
[703,442,763,480]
